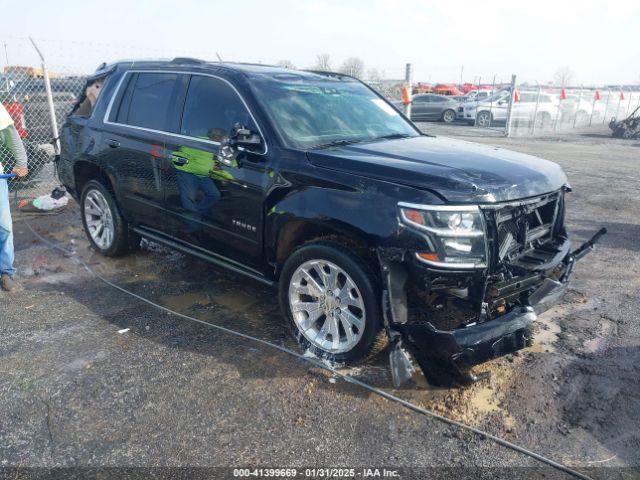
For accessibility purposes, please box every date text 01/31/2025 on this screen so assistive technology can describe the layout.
[232,468,400,477]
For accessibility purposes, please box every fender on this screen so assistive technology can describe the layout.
[264,174,441,269]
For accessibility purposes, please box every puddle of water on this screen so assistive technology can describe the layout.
[161,292,213,311]
[212,290,262,312]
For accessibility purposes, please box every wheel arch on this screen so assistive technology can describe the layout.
[73,160,116,197]
[272,217,376,278]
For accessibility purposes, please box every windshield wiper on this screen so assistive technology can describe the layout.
[309,138,367,150]
[374,133,413,140]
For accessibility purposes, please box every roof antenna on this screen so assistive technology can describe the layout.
[216,53,223,63]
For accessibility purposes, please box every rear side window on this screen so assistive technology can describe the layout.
[180,75,255,143]
[117,73,184,132]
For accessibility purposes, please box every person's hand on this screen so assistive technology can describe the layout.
[12,167,28,178]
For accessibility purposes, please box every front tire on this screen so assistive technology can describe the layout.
[475,110,492,127]
[442,109,456,123]
[81,180,136,257]
[279,241,384,363]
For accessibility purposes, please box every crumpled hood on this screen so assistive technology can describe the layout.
[306,135,568,203]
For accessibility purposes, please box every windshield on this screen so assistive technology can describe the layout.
[481,90,510,103]
[250,75,419,149]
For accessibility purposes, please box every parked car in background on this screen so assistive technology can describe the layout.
[455,90,497,119]
[464,90,559,128]
[394,94,459,123]
[456,90,495,102]
[559,94,597,125]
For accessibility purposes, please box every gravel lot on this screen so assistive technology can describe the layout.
[1,124,638,479]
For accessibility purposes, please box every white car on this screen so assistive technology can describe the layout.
[559,94,598,126]
[464,91,560,128]
[455,90,496,119]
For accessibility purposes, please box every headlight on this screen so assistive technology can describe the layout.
[399,204,487,268]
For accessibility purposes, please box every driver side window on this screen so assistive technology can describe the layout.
[181,75,255,143]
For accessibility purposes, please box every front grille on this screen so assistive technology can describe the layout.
[491,191,562,264]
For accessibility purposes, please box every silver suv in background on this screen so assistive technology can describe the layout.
[455,90,496,119]
[464,90,560,128]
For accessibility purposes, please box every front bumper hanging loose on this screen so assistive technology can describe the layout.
[382,227,607,388]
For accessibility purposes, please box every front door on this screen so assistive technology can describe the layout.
[162,74,269,269]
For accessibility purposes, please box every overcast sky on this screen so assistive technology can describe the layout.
[1,0,639,85]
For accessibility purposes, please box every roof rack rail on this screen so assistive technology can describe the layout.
[305,70,357,81]
[171,57,205,64]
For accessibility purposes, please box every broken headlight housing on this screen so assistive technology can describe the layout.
[399,203,487,269]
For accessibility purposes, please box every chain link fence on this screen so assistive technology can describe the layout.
[505,82,640,136]
[1,39,84,204]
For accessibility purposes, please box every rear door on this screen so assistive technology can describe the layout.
[430,95,450,119]
[102,72,188,230]
[162,74,269,268]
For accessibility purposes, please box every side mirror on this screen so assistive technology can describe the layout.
[229,123,263,150]
[219,123,263,166]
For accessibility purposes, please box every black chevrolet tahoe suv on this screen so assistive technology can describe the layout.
[58,59,605,386]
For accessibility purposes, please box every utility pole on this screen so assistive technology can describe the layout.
[504,74,517,137]
[29,37,60,154]
[460,65,464,85]
[404,63,413,118]
[2,43,9,92]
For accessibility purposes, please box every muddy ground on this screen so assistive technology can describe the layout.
[1,125,639,479]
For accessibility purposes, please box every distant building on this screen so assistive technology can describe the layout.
[3,66,59,78]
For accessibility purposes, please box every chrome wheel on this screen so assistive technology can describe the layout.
[476,111,491,127]
[443,110,455,123]
[289,259,366,354]
[84,189,114,250]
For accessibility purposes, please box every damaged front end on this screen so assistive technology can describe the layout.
[380,189,606,387]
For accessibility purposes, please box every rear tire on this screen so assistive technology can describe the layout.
[81,180,135,257]
[279,240,384,363]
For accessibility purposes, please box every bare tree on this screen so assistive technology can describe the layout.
[276,60,296,69]
[366,67,382,83]
[339,57,366,79]
[553,66,575,86]
[313,53,332,71]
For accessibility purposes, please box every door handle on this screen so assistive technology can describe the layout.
[106,139,120,148]
[170,154,189,166]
